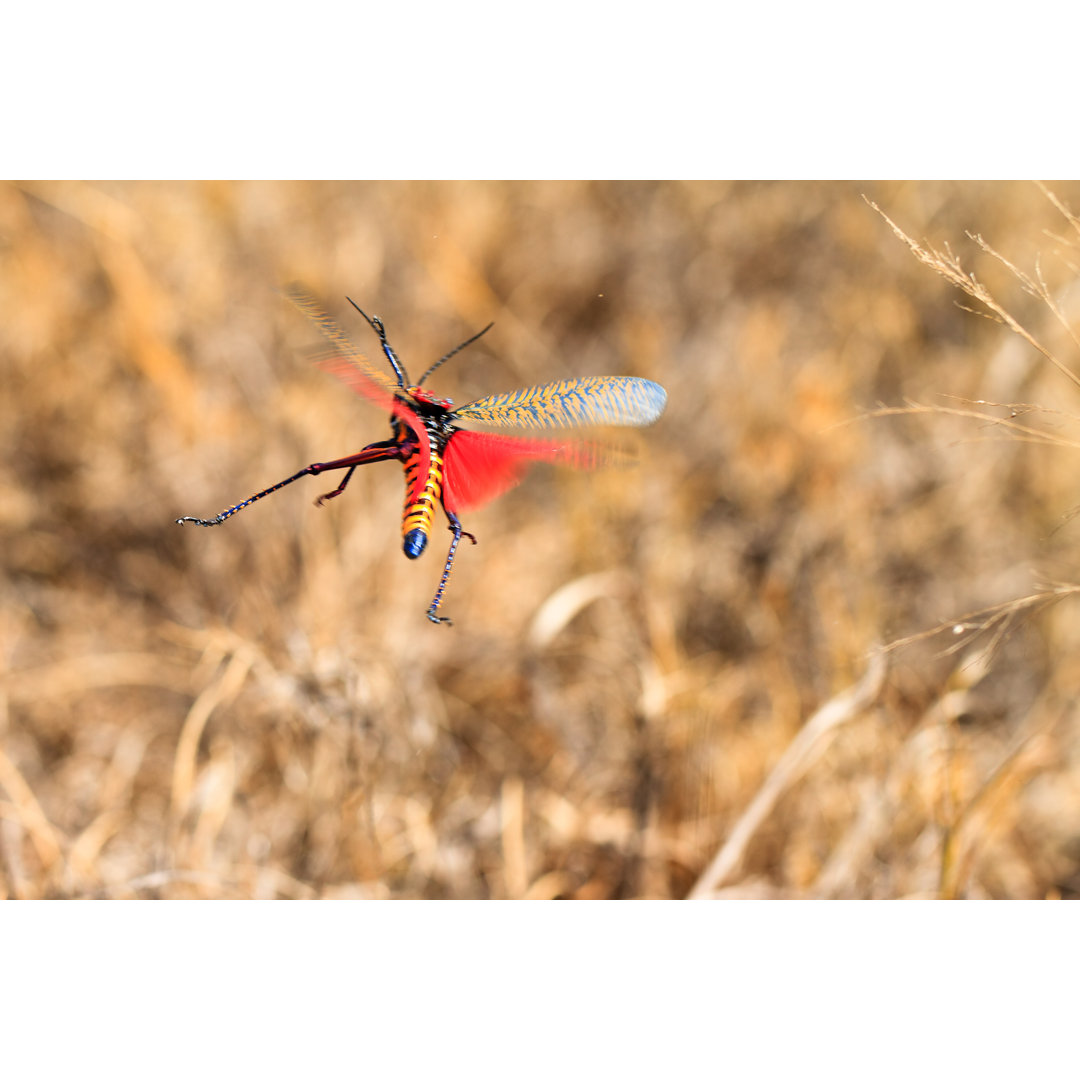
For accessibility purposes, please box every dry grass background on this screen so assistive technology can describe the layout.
[3,179,1080,899]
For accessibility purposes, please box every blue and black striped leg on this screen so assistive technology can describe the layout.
[176,440,400,527]
[426,511,478,626]
[176,465,321,526]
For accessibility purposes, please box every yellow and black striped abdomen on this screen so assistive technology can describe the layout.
[402,449,444,559]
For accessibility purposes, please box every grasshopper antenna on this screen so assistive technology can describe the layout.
[418,322,494,386]
[347,297,409,386]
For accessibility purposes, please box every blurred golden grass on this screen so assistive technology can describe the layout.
[2,180,1080,898]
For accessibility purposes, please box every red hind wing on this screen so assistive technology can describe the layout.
[315,356,401,415]
[441,430,616,514]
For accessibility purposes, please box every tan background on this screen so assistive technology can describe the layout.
[3,180,1080,898]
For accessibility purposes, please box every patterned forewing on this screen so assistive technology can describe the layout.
[455,376,667,431]
[286,286,401,410]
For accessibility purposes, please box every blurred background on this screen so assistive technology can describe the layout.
[2,180,1080,898]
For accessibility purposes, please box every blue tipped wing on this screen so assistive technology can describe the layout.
[454,376,667,430]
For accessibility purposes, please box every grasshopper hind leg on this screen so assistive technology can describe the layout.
[426,512,477,626]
